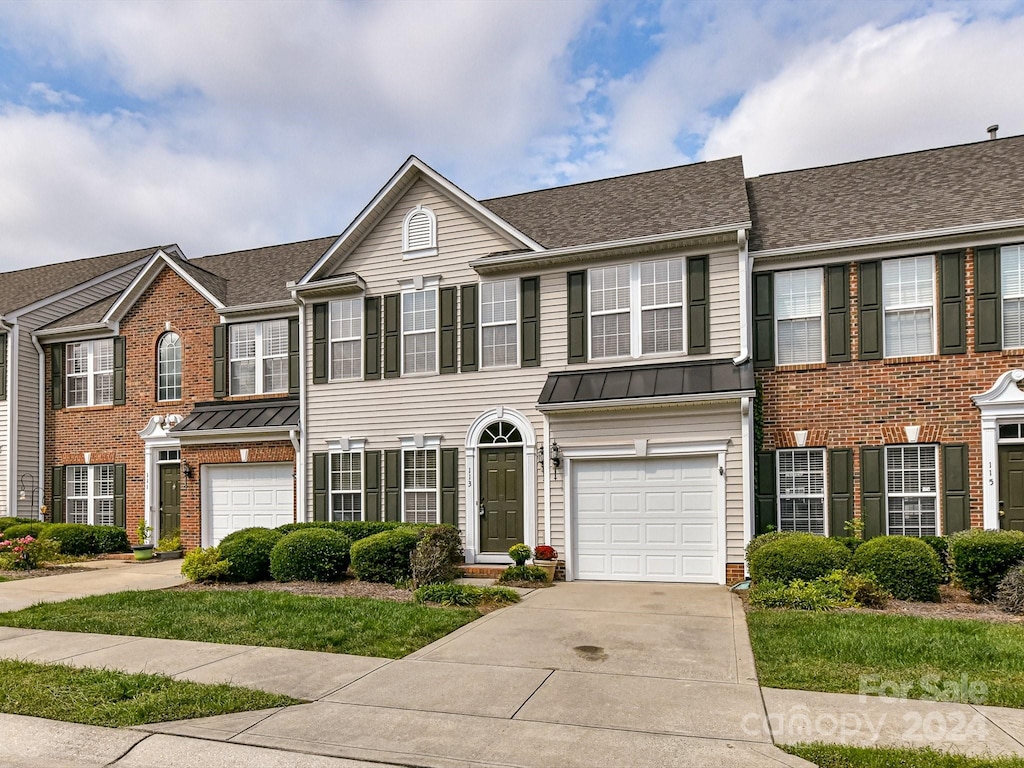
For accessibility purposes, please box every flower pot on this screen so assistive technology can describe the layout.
[532,560,556,583]
[156,549,182,560]
[132,545,155,562]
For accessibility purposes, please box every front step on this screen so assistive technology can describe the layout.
[457,564,508,579]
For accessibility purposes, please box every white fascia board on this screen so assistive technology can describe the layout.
[290,274,366,299]
[219,300,297,317]
[299,156,544,285]
[5,257,151,322]
[175,426,296,444]
[104,250,224,322]
[34,322,119,343]
[537,390,754,413]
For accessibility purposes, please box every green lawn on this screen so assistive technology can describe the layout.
[783,744,1024,768]
[0,659,298,727]
[0,590,478,658]
[747,610,1024,709]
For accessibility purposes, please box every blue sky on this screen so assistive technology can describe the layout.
[0,0,1022,270]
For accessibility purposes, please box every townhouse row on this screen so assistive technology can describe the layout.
[0,134,1022,583]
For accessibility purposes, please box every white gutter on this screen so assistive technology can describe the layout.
[734,228,750,365]
[740,395,752,577]
[541,411,551,547]
[218,300,298,317]
[35,321,118,343]
[288,274,366,296]
[31,333,45,520]
[294,292,308,523]
[0,318,14,517]
[537,390,756,413]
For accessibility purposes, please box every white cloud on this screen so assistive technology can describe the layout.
[26,82,82,107]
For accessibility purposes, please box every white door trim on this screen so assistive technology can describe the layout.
[138,414,183,544]
[972,369,1024,529]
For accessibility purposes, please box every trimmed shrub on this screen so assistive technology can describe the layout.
[350,527,421,583]
[748,533,851,584]
[414,583,519,607]
[411,525,463,586]
[745,530,800,564]
[498,564,549,584]
[850,536,943,602]
[835,537,865,555]
[921,535,952,583]
[0,535,59,570]
[508,543,531,566]
[41,523,98,556]
[997,565,1024,615]
[949,529,1024,600]
[93,526,131,554]
[748,570,890,611]
[181,547,230,582]
[3,523,45,541]
[276,521,417,541]
[0,517,41,533]
[269,528,351,582]
[219,527,283,583]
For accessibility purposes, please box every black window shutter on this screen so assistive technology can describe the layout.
[288,317,300,395]
[384,450,401,521]
[860,446,885,538]
[383,294,401,379]
[752,272,774,369]
[825,265,851,363]
[312,452,329,521]
[364,296,382,380]
[939,250,966,355]
[212,326,227,399]
[975,246,1001,352]
[113,463,127,529]
[51,343,65,410]
[858,261,883,360]
[312,303,328,385]
[440,287,457,374]
[364,450,381,522]
[521,277,541,367]
[441,447,458,526]
[567,271,587,364]
[460,284,479,372]
[0,333,7,401]
[112,337,126,406]
[828,449,853,536]
[51,466,65,523]
[754,451,777,535]
[687,256,710,354]
[942,444,970,534]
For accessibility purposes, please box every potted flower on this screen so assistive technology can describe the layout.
[508,543,531,567]
[132,520,155,561]
[155,529,183,560]
[532,545,558,582]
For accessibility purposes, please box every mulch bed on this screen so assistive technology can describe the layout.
[172,577,415,602]
[854,584,1024,624]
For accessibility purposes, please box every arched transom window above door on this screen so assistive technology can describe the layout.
[479,421,523,445]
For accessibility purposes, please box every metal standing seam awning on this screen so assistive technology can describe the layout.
[170,397,299,441]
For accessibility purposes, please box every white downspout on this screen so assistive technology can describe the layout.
[6,323,17,517]
[289,428,302,523]
[734,228,751,365]
[31,333,46,520]
[542,411,551,546]
[741,395,752,577]
[293,294,307,522]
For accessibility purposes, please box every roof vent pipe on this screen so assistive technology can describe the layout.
[988,124,999,139]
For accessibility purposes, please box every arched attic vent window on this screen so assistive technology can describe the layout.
[402,205,437,258]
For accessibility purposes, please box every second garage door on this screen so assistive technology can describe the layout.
[203,463,295,546]
[573,455,721,583]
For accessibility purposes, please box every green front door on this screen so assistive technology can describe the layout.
[1000,445,1024,531]
[479,447,523,553]
[160,464,181,536]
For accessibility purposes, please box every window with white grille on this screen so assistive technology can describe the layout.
[777,449,826,535]
[641,259,684,354]
[590,264,632,358]
[1002,245,1024,348]
[330,451,362,521]
[481,279,518,368]
[157,332,182,401]
[775,269,824,365]
[883,255,935,358]
[402,289,437,374]
[66,464,115,526]
[403,449,438,524]
[885,445,938,537]
[229,320,289,395]
[330,298,362,380]
[403,206,437,256]
[66,339,114,407]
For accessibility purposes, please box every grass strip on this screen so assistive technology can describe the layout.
[782,743,1024,767]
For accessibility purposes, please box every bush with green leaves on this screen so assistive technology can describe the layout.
[276,521,416,541]
[3,523,45,541]
[949,529,1024,600]
[93,526,131,553]
[219,527,283,582]
[850,536,943,602]
[0,533,59,570]
[997,564,1024,615]
[498,564,549,584]
[508,543,531,566]
[748,569,889,611]
[0,517,41,533]
[350,527,421,583]
[834,537,864,555]
[410,525,463,586]
[745,530,800,565]
[921,536,952,583]
[41,523,98,556]
[270,528,351,582]
[414,583,520,607]
[748,533,851,584]
[181,546,230,582]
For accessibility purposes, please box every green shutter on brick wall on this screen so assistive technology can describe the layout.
[440,286,457,374]
[521,276,541,367]
[288,318,300,395]
[942,444,970,534]
[364,296,382,380]
[687,256,710,354]
[212,326,227,399]
[312,452,329,522]
[754,451,777,535]
[441,448,458,526]
[51,343,65,410]
[828,449,853,536]
[860,446,884,538]
[0,333,7,402]
[312,303,329,385]
[112,337,126,406]
[384,450,401,521]
[858,261,883,360]
[567,271,587,364]
[460,284,479,372]
[383,294,401,378]
[51,466,65,523]
[364,450,381,521]
[975,246,1002,352]
[939,250,967,355]
[825,265,851,363]
[752,273,774,369]
[113,463,126,529]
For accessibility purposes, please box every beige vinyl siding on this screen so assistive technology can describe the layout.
[0,400,7,515]
[708,249,741,358]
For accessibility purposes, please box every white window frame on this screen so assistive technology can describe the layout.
[402,205,438,259]
[330,449,364,522]
[401,287,439,376]
[402,447,439,524]
[884,444,939,537]
[329,298,363,381]
[776,448,827,535]
[882,255,936,358]
[480,278,520,369]
[156,332,182,402]
[588,258,686,361]
[1001,244,1024,349]
[66,464,115,526]
[228,320,289,396]
[774,268,825,365]
[66,339,114,408]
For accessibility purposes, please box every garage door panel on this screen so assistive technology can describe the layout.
[204,463,294,546]
[644,523,678,544]
[644,492,678,513]
[609,524,641,543]
[609,493,640,513]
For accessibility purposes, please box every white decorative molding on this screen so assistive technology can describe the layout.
[398,434,442,449]
[904,425,921,444]
[239,449,249,463]
[83,452,91,465]
[972,370,1024,529]
[634,438,648,457]
[138,412,183,547]
[794,430,808,447]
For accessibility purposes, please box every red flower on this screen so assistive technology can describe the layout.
[534,545,558,561]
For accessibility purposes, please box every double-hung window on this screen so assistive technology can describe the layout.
[229,320,289,395]
[885,445,938,537]
[481,279,518,368]
[329,298,362,380]
[1002,245,1024,348]
[589,257,685,359]
[777,449,826,535]
[66,339,114,407]
[883,255,935,357]
[66,465,114,526]
[403,448,438,524]
[402,289,437,375]
[157,332,182,401]
[775,269,824,365]
[330,451,362,521]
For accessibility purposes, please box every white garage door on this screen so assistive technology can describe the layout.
[203,463,295,546]
[573,455,721,583]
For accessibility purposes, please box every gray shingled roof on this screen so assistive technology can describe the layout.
[172,398,299,434]
[481,156,750,250]
[39,293,121,331]
[747,135,1024,252]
